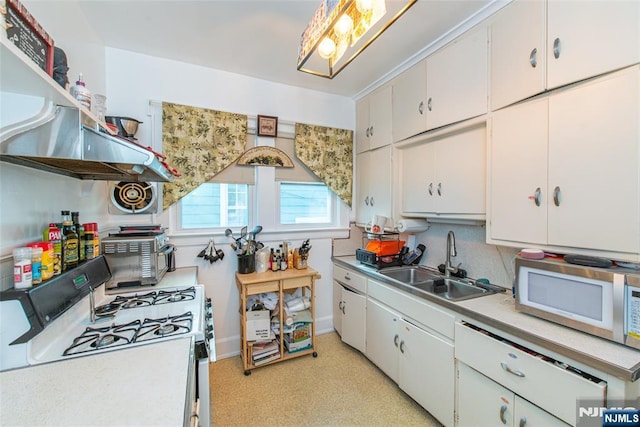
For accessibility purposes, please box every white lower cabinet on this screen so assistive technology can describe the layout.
[333,265,367,353]
[457,362,569,427]
[366,280,455,427]
[455,321,606,426]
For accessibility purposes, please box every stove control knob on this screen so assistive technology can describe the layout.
[207,331,214,339]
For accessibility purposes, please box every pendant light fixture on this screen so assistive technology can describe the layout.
[297,0,417,79]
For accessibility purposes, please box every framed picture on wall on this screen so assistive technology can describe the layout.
[257,115,278,137]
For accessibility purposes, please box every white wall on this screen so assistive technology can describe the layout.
[103,48,355,359]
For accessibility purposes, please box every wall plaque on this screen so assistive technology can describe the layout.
[2,0,54,75]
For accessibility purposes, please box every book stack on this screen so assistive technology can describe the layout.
[251,340,280,366]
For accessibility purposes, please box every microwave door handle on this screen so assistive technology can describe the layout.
[612,273,625,343]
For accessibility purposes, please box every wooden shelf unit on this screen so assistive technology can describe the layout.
[236,267,320,375]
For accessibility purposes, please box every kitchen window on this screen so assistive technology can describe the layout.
[279,182,332,225]
[180,183,249,229]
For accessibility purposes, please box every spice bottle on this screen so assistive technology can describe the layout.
[30,246,43,285]
[71,212,85,262]
[43,223,62,276]
[83,223,99,260]
[60,210,79,271]
[13,247,33,289]
[29,242,54,282]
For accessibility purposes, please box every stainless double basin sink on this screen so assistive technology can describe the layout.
[377,266,503,302]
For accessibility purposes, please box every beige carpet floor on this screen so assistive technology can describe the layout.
[209,332,442,426]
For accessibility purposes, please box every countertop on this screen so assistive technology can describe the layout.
[333,256,640,382]
[0,337,193,426]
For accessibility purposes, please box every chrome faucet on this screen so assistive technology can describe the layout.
[445,231,458,278]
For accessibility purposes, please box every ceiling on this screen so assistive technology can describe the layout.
[73,0,500,99]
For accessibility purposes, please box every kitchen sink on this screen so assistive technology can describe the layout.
[378,266,442,285]
[434,278,491,301]
[378,266,497,302]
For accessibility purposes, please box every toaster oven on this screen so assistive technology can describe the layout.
[101,232,174,290]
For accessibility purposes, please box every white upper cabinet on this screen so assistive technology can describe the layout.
[490,0,546,110]
[547,0,639,90]
[400,123,486,219]
[391,60,427,143]
[356,85,392,154]
[356,145,393,226]
[489,66,640,256]
[425,25,488,131]
[490,0,640,110]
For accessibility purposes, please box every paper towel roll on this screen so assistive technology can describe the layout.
[395,219,429,233]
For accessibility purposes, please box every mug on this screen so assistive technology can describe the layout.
[366,215,389,234]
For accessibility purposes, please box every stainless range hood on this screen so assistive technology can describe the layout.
[0,105,175,182]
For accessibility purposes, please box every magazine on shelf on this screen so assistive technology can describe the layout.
[252,340,278,358]
[284,336,312,353]
[253,352,281,366]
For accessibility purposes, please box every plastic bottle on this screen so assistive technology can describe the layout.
[43,223,62,276]
[70,73,92,110]
[60,210,79,271]
[13,247,33,289]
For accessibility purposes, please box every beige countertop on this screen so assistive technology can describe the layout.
[0,337,193,426]
[333,256,640,382]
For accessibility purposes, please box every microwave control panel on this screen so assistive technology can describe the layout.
[626,286,640,339]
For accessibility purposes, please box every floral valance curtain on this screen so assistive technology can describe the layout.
[294,123,353,207]
[162,102,248,210]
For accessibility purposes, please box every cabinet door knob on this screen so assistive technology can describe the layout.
[370,197,375,206]
[366,127,370,138]
[553,38,562,59]
[370,126,374,137]
[529,48,537,68]
[528,187,542,206]
[553,186,561,207]
[499,404,508,424]
[418,101,424,115]
[437,182,442,196]
[399,340,406,354]
[428,182,433,196]
[341,301,346,315]
[365,196,369,206]
[519,416,527,427]
[500,362,525,377]
[427,97,433,111]
[338,301,344,311]
[394,334,399,348]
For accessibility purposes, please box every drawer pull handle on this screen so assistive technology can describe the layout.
[499,404,508,424]
[394,334,399,348]
[519,416,527,427]
[344,273,351,280]
[501,362,525,377]
[399,340,406,354]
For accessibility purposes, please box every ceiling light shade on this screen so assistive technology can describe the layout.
[297,0,417,79]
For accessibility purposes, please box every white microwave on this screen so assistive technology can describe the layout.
[515,257,640,350]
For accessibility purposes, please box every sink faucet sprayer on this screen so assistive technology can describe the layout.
[445,231,458,278]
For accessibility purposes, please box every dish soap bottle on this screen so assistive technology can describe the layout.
[70,73,92,110]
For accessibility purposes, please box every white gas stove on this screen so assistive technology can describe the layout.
[0,256,214,426]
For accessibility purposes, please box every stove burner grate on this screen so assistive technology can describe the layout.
[135,312,193,343]
[108,287,197,309]
[63,320,141,356]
